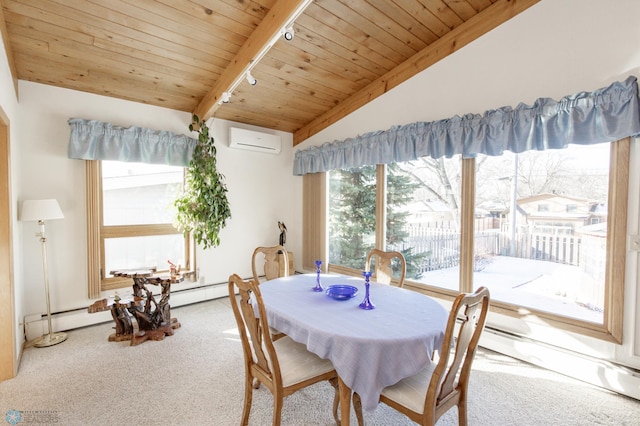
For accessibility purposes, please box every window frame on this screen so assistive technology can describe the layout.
[312,138,629,343]
[85,160,194,298]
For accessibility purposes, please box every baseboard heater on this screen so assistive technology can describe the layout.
[481,325,640,400]
[24,281,230,341]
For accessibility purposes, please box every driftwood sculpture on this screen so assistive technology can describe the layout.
[89,268,187,345]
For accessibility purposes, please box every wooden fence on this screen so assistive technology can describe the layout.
[400,226,582,273]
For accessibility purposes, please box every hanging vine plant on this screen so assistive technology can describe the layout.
[174,114,231,249]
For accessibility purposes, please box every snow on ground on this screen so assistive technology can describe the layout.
[417,256,602,323]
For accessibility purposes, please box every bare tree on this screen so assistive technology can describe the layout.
[394,145,609,227]
[398,156,461,213]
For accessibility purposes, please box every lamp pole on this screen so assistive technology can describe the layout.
[34,219,67,347]
[20,199,66,348]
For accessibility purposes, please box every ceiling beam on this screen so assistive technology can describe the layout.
[192,0,312,122]
[293,0,541,146]
[0,4,19,97]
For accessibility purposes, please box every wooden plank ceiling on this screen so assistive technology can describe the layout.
[0,0,539,145]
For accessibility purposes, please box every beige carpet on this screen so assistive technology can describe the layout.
[1,297,639,426]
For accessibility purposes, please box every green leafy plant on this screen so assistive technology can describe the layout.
[174,114,231,249]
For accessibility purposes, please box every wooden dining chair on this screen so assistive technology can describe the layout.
[365,248,406,288]
[252,245,289,284]
[251,245,290,341]
[353,286,490,426]
[228,274,340,426]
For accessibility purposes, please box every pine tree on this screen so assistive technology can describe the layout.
[329,164,428,278]
[329,165,376,270]
[386,163,429,279]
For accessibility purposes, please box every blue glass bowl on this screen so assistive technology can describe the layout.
[326,285,358,301]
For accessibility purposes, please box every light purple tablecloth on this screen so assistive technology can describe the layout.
[259,273,448,411]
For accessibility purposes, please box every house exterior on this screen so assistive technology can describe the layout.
[516,193,605,235]
[402,199,457,228]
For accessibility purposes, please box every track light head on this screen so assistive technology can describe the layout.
[219,92,231,104]
[246,71,257,86]
[282,25,295,42]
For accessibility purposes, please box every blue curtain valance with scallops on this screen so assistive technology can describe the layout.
[293,76,640,175]
[67,118,197,167]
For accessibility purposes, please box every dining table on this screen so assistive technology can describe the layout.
[258,272,449,425]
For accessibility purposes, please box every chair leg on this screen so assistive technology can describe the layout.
[329,377,341,425]
[352,392,365,426]
[273,394,284,426]
[458,398,468,426]
[241,376,254,426]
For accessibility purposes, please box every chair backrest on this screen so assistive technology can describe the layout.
[252,245,289,283]
[428,286,490,421]
[228,274,281,390]
[366,248,406,287]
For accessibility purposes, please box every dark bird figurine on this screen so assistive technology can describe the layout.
[278,221,287,246]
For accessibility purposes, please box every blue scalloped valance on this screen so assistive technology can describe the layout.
[67,118,197,167]
[293,76,640,175]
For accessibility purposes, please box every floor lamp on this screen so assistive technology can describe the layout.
[20,199,67,347]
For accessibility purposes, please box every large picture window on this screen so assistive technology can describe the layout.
[472,144,612,323]
[325,139,629,342]
[391,156,462,290]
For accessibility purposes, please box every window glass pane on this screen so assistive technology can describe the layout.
[102,161,183,226]
[391,157,462,290]
[473,144,610,323]
[328,166,376,270]
[105,234,186,276]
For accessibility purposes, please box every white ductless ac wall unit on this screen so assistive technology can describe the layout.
[229,127,281,154]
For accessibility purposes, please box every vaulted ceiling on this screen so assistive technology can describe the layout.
[0,0,539,145]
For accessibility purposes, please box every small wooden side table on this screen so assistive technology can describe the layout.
[89,268,191,346]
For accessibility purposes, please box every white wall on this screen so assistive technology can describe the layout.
[15,81,301,323]
[297,0,640,380]
[200,116,301,284]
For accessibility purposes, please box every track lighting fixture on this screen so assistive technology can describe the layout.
[246,71,257,86]
[282,25,295,42]
[219,92,231,104]
[214,0,312,111]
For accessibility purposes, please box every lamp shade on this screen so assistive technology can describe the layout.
[20,199,64,222]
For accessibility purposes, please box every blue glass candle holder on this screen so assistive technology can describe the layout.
[312,260,324,292]
[359,271,375,310]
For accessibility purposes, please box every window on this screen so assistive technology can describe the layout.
[328,165,376,271]
[473,145,613,324]
[86,160,193,297]
[387,157,462,289]
[324,139,629,342]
